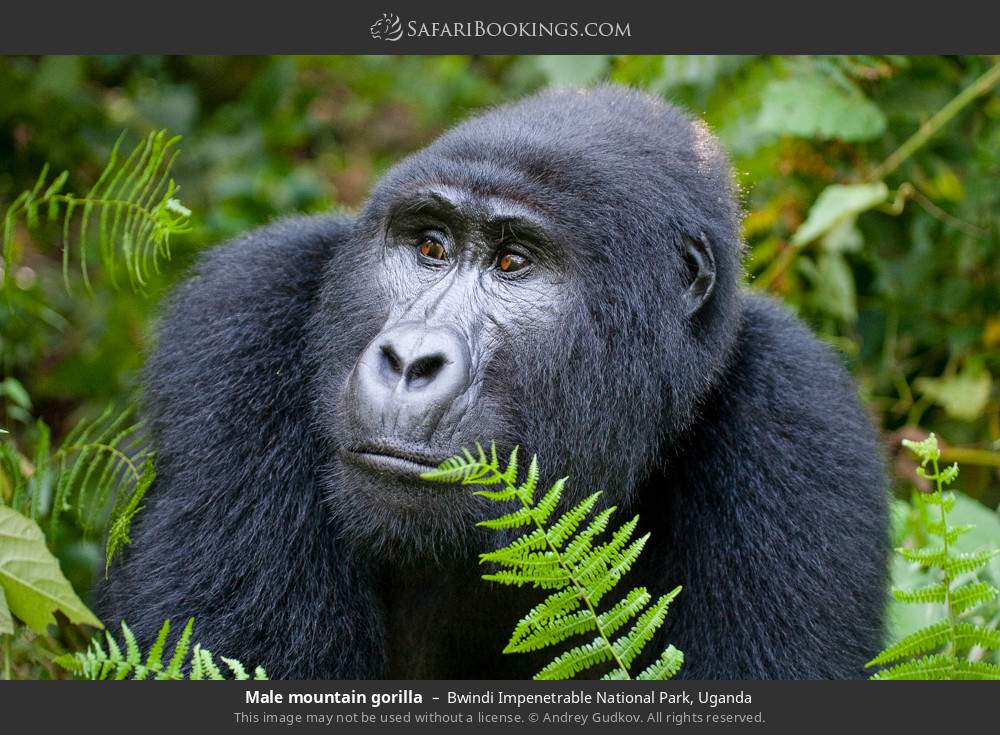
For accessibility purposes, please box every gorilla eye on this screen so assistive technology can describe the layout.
[418,238,446,261]
[497,250,529,274]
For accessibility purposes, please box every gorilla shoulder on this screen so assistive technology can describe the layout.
[146,214,351,470]
[161,214,348,325]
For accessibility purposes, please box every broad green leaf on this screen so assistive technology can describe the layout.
[0,585,13,635]
[815,252,857,323]
[535,56,609,86]
[914,371,992,422]
[0,505,102,634]
[758,77,887,142]
[791,182,889,247]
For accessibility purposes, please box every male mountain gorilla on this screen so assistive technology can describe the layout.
[100,86,889,679]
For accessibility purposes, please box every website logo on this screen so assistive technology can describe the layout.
[370,13,403,42]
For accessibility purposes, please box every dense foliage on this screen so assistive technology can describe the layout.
[1,55,998,679]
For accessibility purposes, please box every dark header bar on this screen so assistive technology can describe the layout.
[3,1,1000,54]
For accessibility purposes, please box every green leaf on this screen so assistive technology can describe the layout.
[946,548,999,576]
[612,588,680,668]
[534,637,613,680]
[477,505,535,530]
[949,582,997,614]
[953,623,1000,651]
[0,585,13,635]
[866,620,951,667]
[871,654,955,680]
[758,77,887,142]
[914,372,992,422]
[953,660,1000,680]
[891,582,947,605]
[808,251,858,323]
[0,505,102,634]
[505,608,596,653]
[791,183,889,247]
[636,645,684,680]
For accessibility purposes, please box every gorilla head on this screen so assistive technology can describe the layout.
[309,86,744,560]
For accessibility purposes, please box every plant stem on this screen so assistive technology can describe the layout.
[2,634,11,680]
[930,456,957,656]
[870,61,1000,181]
[940,446,1000,469]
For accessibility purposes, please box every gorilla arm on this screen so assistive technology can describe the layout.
[98,216,385,679]
[652,295,889,679]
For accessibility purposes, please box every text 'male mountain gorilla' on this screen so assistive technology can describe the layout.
[101,86,889,679]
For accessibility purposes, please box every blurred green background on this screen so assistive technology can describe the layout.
[0,56,998,665]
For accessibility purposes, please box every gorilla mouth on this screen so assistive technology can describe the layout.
[341,443,448,479]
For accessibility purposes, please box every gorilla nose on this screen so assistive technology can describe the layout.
[352,324,472,438]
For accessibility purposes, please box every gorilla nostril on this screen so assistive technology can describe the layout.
[405,354,447,389]
[379,344,404,380]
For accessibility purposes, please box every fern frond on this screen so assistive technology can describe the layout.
[164,617,195,678]
[535,637,614,680]
[612,588,681,669]
[952,623,1000,651]
[422,442,499,484]
[479,527,549,563]
[949,581,998,614]
[920,490,955,512]
[482,567,570,589]
[1,130,191,292]
[509,588,584,644]
[870,654,955,680]
[425,445,682,680]
[597,587,652,637]
[563,507,616,566]
[546,492,602,548]
[520,455,540,504]
[953,660,1000,680]
[870,433,1000,680]
[105,455,155,575]
[191,646,224,680]
[55,618,266,680]
[946,549,999,576]
[477,505,535,530]
[867,621,952,666]
[505,608,597,653]
[532,477,565,526]
[891,582,947,605]
[38,407,153,553]
[636,645,685,680]
[924,520,973,544]
[898,546,947,567]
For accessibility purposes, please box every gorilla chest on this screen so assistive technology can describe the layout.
[379,564,546,679]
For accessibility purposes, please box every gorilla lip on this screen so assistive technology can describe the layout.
[342,445,445,478]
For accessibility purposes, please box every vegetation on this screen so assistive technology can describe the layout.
[869,434,1000,679]
[56,618,266,680]
[0,55,998,679]
[424,444,683,680]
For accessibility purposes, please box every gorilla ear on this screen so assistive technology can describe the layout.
[681,233,717,316]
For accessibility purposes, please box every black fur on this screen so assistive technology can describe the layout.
[100,86,889,679]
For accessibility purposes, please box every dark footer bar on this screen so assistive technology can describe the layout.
[2,680,994,733]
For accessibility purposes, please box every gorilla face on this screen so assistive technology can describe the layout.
[309,87,738,561]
